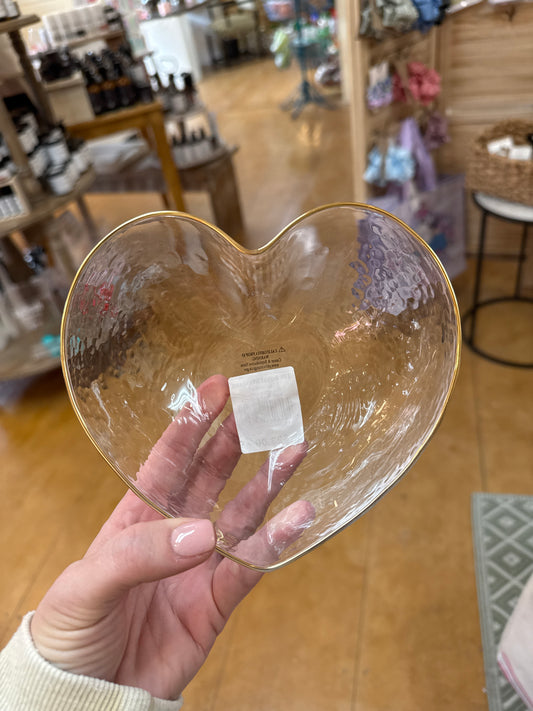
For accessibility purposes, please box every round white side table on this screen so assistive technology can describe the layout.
[462,192,533,368]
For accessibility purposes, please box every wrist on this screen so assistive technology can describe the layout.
[1,613,184,710]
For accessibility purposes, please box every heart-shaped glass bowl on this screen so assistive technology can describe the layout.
[61,203,460,571]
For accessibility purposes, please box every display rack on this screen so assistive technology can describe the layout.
[1,15,55,124]
[347,21,439,200]
[280,0,332,118]
[0,15,98,380]
[0,168,95,239]
[0,322,62,380]
[0,15,98,232]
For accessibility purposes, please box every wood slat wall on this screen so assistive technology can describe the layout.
[346,2,533,285]
[437,2,533,284]
[438,4,533,119]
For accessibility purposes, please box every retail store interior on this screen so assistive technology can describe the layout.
[0,0,532,708]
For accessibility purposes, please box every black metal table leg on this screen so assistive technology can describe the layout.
[514,222,529,299]
[467,207,488,346]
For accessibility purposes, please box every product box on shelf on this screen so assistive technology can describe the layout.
[42,3,106,45]
[0,175,29,222]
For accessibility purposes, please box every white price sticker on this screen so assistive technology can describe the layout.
[228,366,304,454]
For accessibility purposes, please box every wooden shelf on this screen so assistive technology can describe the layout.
[0,14,40,35]
[445,102,533,123]
[0,168,95,238]
[176,142,236,170]
[42,73,85,91]
[0,323,61,381]
[67,101,164,131]
[139,2,209,20]
[0,13,97,381]
[63,28,125,49]
[170,102,208,120]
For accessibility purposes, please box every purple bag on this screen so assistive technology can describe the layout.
[423,111,450,152]
[397,117,437,194]
[370,174,466,280]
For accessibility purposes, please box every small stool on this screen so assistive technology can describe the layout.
[462,192,533,368]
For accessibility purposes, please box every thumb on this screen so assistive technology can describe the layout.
[76,517,216,606]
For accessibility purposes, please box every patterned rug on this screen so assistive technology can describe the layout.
[472,493,533,711]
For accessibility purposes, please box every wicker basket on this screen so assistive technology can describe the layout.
[466,120,533,206]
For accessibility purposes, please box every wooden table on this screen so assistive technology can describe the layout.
[0,169,96,240]
[68,102,185,211]
[179,145,245,241]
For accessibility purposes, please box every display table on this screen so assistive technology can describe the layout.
[179,146,245,240]
[67,102,185,211]
[85,141,245,241]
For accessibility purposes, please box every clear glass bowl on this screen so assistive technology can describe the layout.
[61,204,460,571]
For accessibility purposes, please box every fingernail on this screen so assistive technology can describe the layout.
[171,520,215,557]
[199,375,229,418]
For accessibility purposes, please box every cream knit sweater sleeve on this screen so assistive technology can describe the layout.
[0,613,184,711]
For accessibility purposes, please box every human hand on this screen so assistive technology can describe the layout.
[31,375,312,701]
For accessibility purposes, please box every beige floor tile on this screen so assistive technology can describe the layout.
[473,359,533,494]
[210,523,368,711]
[354,349,488,710]
[0,372,124,645]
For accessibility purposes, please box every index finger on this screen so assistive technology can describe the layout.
[102,375,230,534]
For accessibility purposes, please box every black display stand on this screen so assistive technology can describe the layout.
[280,0,331,118]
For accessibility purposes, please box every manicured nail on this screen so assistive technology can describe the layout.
[171,520,215,557]
[198,375,229,418]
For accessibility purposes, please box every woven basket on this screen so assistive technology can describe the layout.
[466,120,533,206]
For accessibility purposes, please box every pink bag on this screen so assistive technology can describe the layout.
[393,62,441,105]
